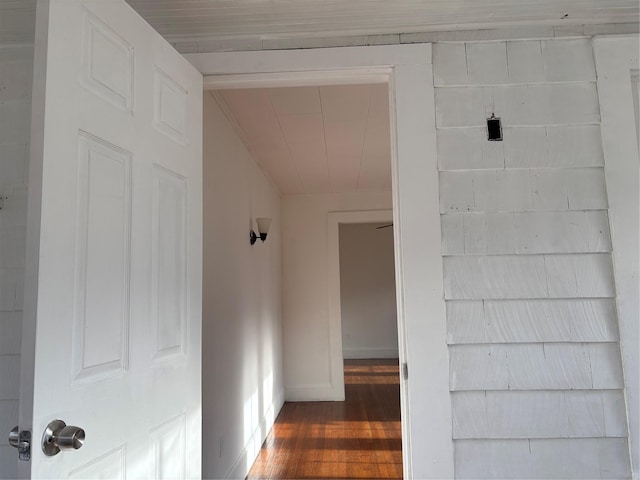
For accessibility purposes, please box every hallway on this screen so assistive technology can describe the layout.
[247,359,403,479]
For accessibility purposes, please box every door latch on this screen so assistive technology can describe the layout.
[8,426,31,461]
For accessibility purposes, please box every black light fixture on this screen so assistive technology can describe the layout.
[250,217,272,245]
[487,113,503,141]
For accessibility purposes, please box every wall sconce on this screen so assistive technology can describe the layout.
[250,217,272,245]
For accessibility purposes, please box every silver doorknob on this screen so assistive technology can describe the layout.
[41,420,85,456]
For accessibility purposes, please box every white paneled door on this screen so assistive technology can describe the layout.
[17,0,202,477]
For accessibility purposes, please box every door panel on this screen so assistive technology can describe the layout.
[72,132,132,384]
[21,1,202,478]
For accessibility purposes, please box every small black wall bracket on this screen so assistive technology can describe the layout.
[487,114,503,141]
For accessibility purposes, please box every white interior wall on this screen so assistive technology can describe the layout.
[339,223,398,359]
[435,38,631,478]
[202,92,284,480]
[0,43,32,480]
[281,191,392,400]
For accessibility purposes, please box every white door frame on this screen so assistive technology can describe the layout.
[187,44,454,478]
[594,35,640,478]
[327,209,394,399]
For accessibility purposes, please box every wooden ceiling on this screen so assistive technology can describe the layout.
[2,1,638,44]
[127,0,639,42]
[214,84,391,195]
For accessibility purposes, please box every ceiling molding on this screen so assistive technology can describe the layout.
[203,68,392,90]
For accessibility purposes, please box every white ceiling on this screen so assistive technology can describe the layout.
[1,0,638,44]
[127,0,638,42]
[214,84,391,195]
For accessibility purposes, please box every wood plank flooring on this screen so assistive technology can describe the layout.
[247,359,403,480]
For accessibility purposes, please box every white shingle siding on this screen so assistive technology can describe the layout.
[435,37,630,478]
[454,438,631,479]
[434,38,597,86]
[452,390,627,439]
[447,299,619,344]
[0,44,31,480]
[435,83,600,127]
[438,125,604,170]
[442,211,612,255]
[449,343,623,391]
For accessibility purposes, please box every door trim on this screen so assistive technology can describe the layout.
[594,34,640,478]
[187,43,454,478]
[327,209,394,401]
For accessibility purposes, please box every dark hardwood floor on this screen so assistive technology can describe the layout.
[246,359,403,480]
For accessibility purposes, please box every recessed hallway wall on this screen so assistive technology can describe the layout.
[281,192,392,401]
[202,92,284,479]
[339,223,398,359]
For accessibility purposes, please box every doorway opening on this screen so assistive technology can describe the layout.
[207,79,405,478]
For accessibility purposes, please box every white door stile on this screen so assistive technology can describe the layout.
[19,0,202,478]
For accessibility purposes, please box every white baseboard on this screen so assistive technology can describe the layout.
[343,347,399,359]
[285,383,344,401]
[225,388,285,480]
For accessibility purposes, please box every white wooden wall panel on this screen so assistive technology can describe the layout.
[0,101,31,144]
[434,39,596,86]
[486,299,617,343]
[452,390,626,439]
[436,84,600,127]
[475,170,533,212]
[440,168,608,213]
[546,254,615,298]
[455,438,631,479]
[0,356,20,399]
[589,343,625,389]
[449,345,509,390]
[546,125,604,167]
[440,214,464,255]
[0,400,18,437]
[446,301,486,343]
[0,447,17,479]
[503,126,549,168]
[0,312,21,354]
[450,343,624,391]
[534,168,608,210]
[466,42,509,85]
[602,390,629,437]
[0,47,32,100]
[0,43,31,480]
[444,253,615,299]
[438,124,604,170]
[541,39,596,81]
[432,43,467,86]
[506,41,545,83]
[441,211,611,255]
[443,255,548,299]
[447,299,619,344]
[437,128,500,170]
